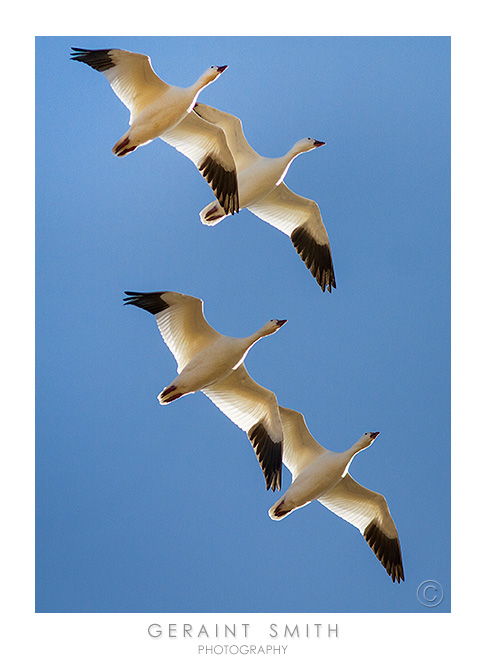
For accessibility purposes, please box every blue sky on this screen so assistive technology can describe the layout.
[36,36,450,613]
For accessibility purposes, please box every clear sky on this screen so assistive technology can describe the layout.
[36,36,450,613]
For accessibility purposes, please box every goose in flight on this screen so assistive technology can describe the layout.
[70,48,239,215]
[269,407,404,582]
[124,290,286,490]
[193,103,336,293]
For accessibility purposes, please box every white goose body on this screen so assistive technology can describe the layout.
[194,103,335,292]
[119,82,201,149]
[269,407,404,583]
[229,150,303,209]
[111,73,222,154]
[272,438,371,514]
[200,134,322,219]
[71,49,239,215]
[124,290,286,491]
[164,324,280,398]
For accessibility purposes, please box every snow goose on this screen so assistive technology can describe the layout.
[193,103,336,293]
[124,290,286,490]
[269,407,404,582]
[70,48,239,215]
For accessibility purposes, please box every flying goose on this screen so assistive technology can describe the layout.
[70,48,239,215]
[269,407,404,582]
[124,290,286,490]
[193,103,336,293]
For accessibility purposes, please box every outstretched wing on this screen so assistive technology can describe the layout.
[71,47,168,122]
[319,474,404,583]
[193,103,260,172]
[278,406,327,479]
[248,183,336,293]
[202,365,283,491]
[124,291,220,371]
[162,112,239,215]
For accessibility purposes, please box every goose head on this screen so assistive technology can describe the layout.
[348,431,380,457]
[359,431,380,448]
[201,64,228,84]
[260,319,288,336]
[292,137,326,155]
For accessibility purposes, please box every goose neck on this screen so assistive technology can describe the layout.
[341,443,365,477]
[348,438,371,457]
[189,74,212,98]
[287,141,308,161]
[273,151,299,186]
[245,325,271,346]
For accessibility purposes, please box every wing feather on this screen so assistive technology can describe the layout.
[71,48,168,122]
[319,474,404,582]
[124,291,219,370]
[162,112,239,215]
[202,365,283,490]
[278,406,327,479]
[193,103,260,172]
[248,183,336,293]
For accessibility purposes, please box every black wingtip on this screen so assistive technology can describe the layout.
[70,47,116,72]
[248,422,282,492]
[364,521,405,583]
[199,154,239,216]
[123,291,170,316]
[291,226,336,293]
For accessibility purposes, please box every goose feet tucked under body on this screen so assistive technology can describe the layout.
[113,134,137,157]
[270,497,291,519]
[201,203,224,225]
[158,385,184,404]
[269,412,404,583]
[124,290,285,491]
[193,102,336,292]
[71,48,239,215]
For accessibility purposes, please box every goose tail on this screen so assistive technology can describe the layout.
[268,496,292,521]
[157,385,184,404]
[199,202,228,226]
[112,132,138,157]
